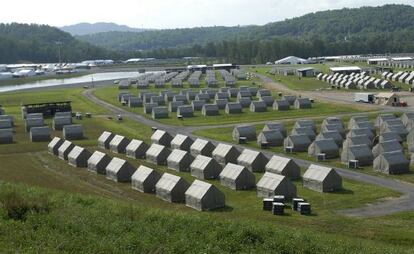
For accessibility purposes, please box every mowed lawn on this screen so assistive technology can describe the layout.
[93,84,365,127]
[0,87,414,251]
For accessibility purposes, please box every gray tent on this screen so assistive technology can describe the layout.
[144,103,158,114]
[322,124,345,137]
[291,127,316,140]
[30,126,50,142]
[173,95,188,103]
[105,157,136,182]
[346,128,374,140]
[25,117,44,132]
[141,92,158,102]
[171,134,193,151]
[167,149,194,172]
[186,91,198,101]
[87,151,112,174]
[343,135,372,150]
[372,140,403,158]
[374,151,409,175]
[128,97,143,108]
[0,115,14,126]
[273,100,290,111]
[219,163,256,190]
[401,112,414,126]
[263,122,287,137]
[238,97,252,108]
[48,137,64,155]
[150,96,165,106]
[375,114,396,128]
[58,140,75,160]
[119,92,131,102]
[284,134,312,152]
[185,180,225,211]
[260,96,275,107]
[98,131,115,150]
[169,101,184,112]
[316,131,343,147]
[282,95,297,105]
[248,87,259,96]
[195,93,210,102]
[212,143,241,165]
[237,90,252,100]
[379,132,403,143]
[131,165,161,193]
[303,164,342,192]
[190,155,222,180]
[294,98,312,109]
[215,99,228,110]
[250,101,267,112]
[294,119,316,131]
[322,117,343,128]
[68,146,92,168]
[265,155,300,179]
[308,139,339,159]
[228,88,240,98]
[341,144,374,166]
[257,130,284,147]
[202,104,219,116]
[232,125,256,142]
[382,124,408,140]
[215,92,229,100]
[256,172,297,199]
[63,124,83,140]
[146,144,171,165]
[237,149,269,172]
[225,102,242,114]
[257,89,272,98]
[353,121,374,131]
[177,106,194,118]
[126,139,149,159]
[52,117,72,131]
[348,115,370,129]
[156,173,190,203]
[0,129,13,144]
[192,100,206,111]
[151,130,173,147]
[109,135,130,154]
[190,138,216,157]
[152,107,169,119]
[0,120,12,129]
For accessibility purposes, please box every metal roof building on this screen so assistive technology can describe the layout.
[152,107,169,119]
[131,165,161,193]
[303,164,342,192]
[87,151,112,174]
[156,173,189,203]
[294,98,312,109]
[0,129,12,144]
[30,126,50,142]
[265,155,301,179]
[316,131,343,147]
[185,180,225,211]
[105,157,136,182]
[256,172,297,199]
[63,124,84,140]
[219,163,256,190]
[263,122,287,137]
[202,104,219,116]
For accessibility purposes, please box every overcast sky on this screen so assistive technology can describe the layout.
[1,0,412,29]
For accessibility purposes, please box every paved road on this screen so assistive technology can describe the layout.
[83,89,414,217]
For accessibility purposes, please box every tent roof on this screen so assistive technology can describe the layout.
[151,130,170,141]
[185,180,214,199]
[190,155,214,170]
[110,135,127,146]
[303,164,336,182]
[98,131,113,142]
[168,149,189,162]
[257,172,287,190]
[88,151,108,164]
[220,163,246,180]
[146,144,168,157]
[171,134,191,146]
[126,139,145,151]
[213,143,236,155]
[132,165,155,182]
[237,149,264,164]
[266,155,293,171]
[191,138,213,151]
[156,173,183,191]
[106,157,127,172]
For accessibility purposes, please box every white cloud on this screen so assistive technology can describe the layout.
[0,0,412,28]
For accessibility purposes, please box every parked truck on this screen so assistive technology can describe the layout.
[354,93,375,103]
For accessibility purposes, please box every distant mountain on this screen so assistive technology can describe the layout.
[60,22,149,36]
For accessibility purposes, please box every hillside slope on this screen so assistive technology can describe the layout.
[60,22,149,36]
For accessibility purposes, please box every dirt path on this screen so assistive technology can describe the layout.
[83,89,414,217]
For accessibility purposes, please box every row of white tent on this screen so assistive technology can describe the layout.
[382,71,414,85]
[317,72,392,90]
[378,60,414,69]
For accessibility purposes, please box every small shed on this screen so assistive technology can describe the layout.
[156,173,190,203]
[256,89,272,98]
[152,107,169,119]
[48,137,64,155]
[68,146,92,168]
[372,140,403,158]
[256,172,297,199]
[265,155,300,179]
[322,124,345,137]
[177,105,194,118]
[58,140,75,160]
[342,135,372,150]
[250,101,267,112]
[237,149,269,172]
[190,138,216,157]
[146,144,171,165]
[191,100,206,111]
[257,130,284,147]
[225,102,242,114]
[202,104,219,116]
[109,135,130,154]
[308,139,339,159]
[273,100,290,111]
[316,131,343,147]
[128,97,143,108]
[212,143,241,165]
[263,122,287,137]
[171,134,194,151]
[341,144,374,166]
[379,132,403,143]
[348,115,370,129]
[25,117,44,132]
[375,114,396,128]
[373,151,409,175]
[105,157,136,182]
[303,164,342,192]
[63,124,84,140]
[375,93,400,106]
[185,180,225,211]
[151,129,173,147]
[294,98,312,109]
[282,95,297,105]
[284,134,312,152]
[87,151,112,174]
[131,165,161,193]
[126,139,149,159]
[30,126,50,142]
[167,149,194,172]
[232,125,256,142]
[219,163,256,190]
[238,97,252,108]
[260,96,275,107]
[97,131,115,149]
[168,101,184,112]
[52,117,72,131]
[346,128,374,140]
[291,127,316,141]
[190,155,222,180]
[0,129,13,144]
[144,103,158,114]
[294,120,316,131]
[215,99,228,110]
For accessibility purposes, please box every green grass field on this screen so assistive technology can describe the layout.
[1,87,414,252]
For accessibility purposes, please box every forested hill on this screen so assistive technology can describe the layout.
[60,22,149,36]
[0,23,119,63]
[77,4,414,52]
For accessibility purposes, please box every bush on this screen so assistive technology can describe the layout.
[0,191,50,221]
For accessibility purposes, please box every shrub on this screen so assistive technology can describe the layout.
[0,191,50,221]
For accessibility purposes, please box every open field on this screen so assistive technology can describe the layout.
[92,84,365,127]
